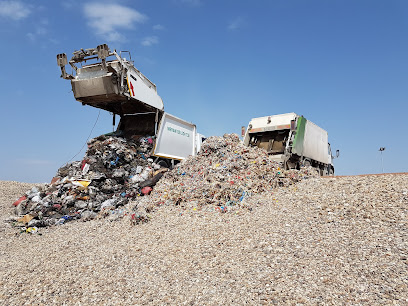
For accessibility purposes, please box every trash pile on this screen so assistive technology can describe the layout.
[11,133,318,230]
[11,134,167,229]
[141,134,318,213]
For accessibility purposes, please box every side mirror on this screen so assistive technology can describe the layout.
[336,150,340,158]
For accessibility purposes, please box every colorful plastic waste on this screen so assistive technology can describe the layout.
[12,195,26,207]
[17,214,34,224]
[141,186,153,195]
[25,227,38,234]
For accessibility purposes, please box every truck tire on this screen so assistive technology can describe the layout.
[157,160,169,168]
[329,167,334,176]
[286,161,297,170]
[303,160,311,167]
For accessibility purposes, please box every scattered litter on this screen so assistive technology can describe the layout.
[141,186,153,195]
[20,226,40,235]
[17,214,34,224]
[12,195,26,207]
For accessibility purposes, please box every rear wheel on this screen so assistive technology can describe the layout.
[286,161,297,170]
[329,167,334,176]
[303,160,312,167]
[157,160,169,168]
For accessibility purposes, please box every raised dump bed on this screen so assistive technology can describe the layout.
[57,44,163,115]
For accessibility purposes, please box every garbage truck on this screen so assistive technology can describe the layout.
[243,113,338,175]
[57,44,205,167]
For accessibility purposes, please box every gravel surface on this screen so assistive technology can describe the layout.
[1,174,407,305]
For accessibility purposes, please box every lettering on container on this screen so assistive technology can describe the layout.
[167,126,190,137]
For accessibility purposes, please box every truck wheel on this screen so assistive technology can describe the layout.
[286,161,297,170]
[329,167,334,176]
[157,160,169,168]
[303,160,311,167]
[321,168,328,176]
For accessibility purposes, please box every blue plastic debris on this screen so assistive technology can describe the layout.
[110,156,120,166]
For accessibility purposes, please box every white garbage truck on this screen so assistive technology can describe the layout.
[57,44,205,167]
[243,113,338,175]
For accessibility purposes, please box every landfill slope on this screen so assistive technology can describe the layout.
[1,173,407,305]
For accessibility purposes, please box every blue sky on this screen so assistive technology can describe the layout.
[0,0,407,183]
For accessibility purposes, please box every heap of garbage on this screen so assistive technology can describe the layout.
[141,134,318,212]
[12,134,167,228]
[11,133,319,230]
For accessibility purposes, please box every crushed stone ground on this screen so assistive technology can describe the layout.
[1,174,407,305]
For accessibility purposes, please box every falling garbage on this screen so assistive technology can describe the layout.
[11,134,165,228]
